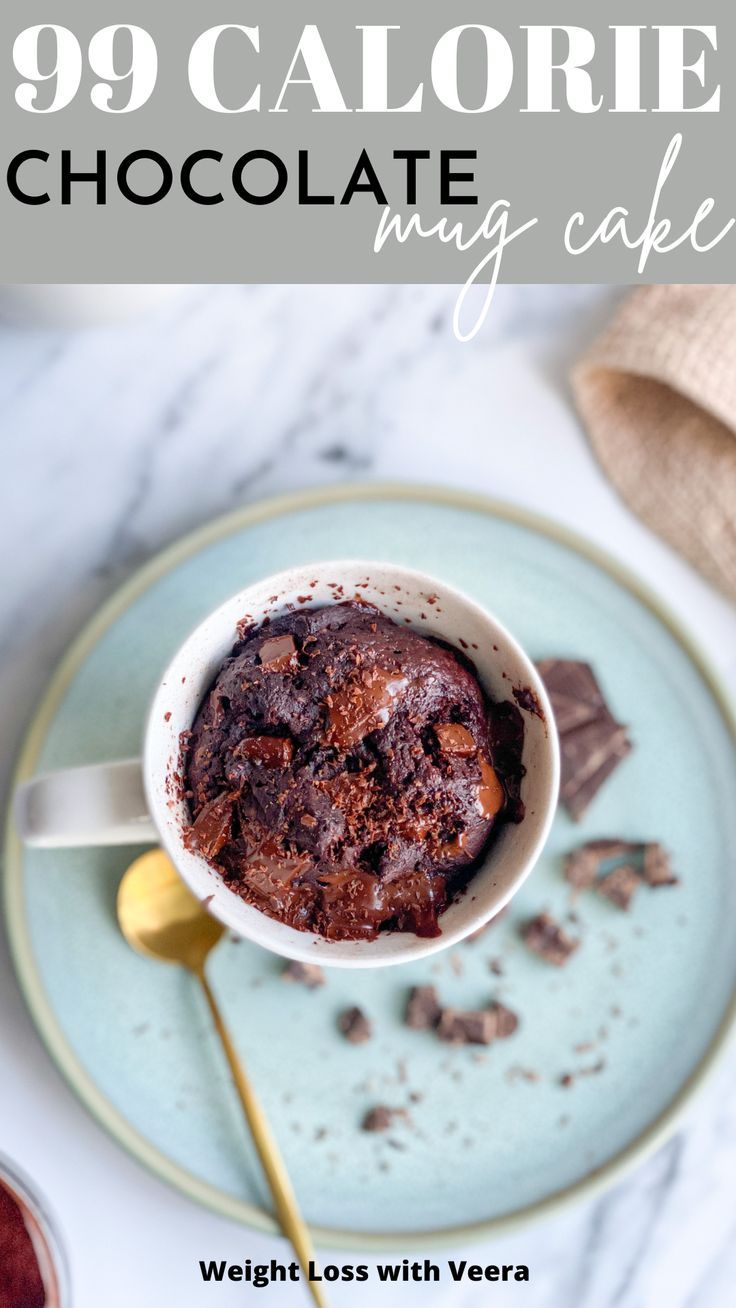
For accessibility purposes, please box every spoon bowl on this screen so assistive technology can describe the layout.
[117,850,223,972]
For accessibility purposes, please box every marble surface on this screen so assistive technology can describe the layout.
[1,283,736,1308]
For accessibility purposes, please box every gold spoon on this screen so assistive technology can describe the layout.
[117,849,327,1308]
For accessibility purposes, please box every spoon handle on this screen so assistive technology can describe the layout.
[196,969,328,1308]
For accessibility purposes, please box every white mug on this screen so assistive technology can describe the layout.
[15,561,560,968]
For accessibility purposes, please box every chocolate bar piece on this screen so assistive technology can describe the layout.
[537,659,633,820]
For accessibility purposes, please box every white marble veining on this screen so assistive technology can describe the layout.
[1,284,736,1308]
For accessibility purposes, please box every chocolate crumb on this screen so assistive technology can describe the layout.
[282,961,325,989]
[522,912,579,966]
[643,842,679,887]
[490,1001,520,1038]
[564,845,601,891]
[258,633,298,670]
[405,985,442,1031]
[362,1105,403,1133]
[597,864,641,910]
[506,1065,540,1084]
[437,1008,497,1045]
[338,1006,372,1044]
[566,837,679,902]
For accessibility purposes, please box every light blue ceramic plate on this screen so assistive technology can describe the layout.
[6,486,736,1249]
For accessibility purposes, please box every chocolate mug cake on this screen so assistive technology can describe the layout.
[184,600,525,941]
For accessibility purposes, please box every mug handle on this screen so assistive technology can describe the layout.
[14,759,158,848]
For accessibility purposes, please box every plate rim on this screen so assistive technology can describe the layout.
[5,480,736,1251]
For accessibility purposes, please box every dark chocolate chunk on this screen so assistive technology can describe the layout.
[362,1105,401,1132]
[405,984,442,1030]
[643,842,678,887]
[583,838,639,858]
[565,837,679,899]
[240,735,293,768]
[437,1008,497,1045]
[564,845,600,891]
[186,792,234,859]
[490,1001,519,1038]
[338,1006,372,1044]
[281,961,325,989]
[538,659,632,821]
[536,659,605,726]
[258,633,298,670]
[434,722,477,757]
[597,864,641,910]
[522,912,579,966]
[325,667,408,750]
[559,722,631,820]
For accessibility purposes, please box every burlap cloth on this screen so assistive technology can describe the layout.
[572,285,736,604]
